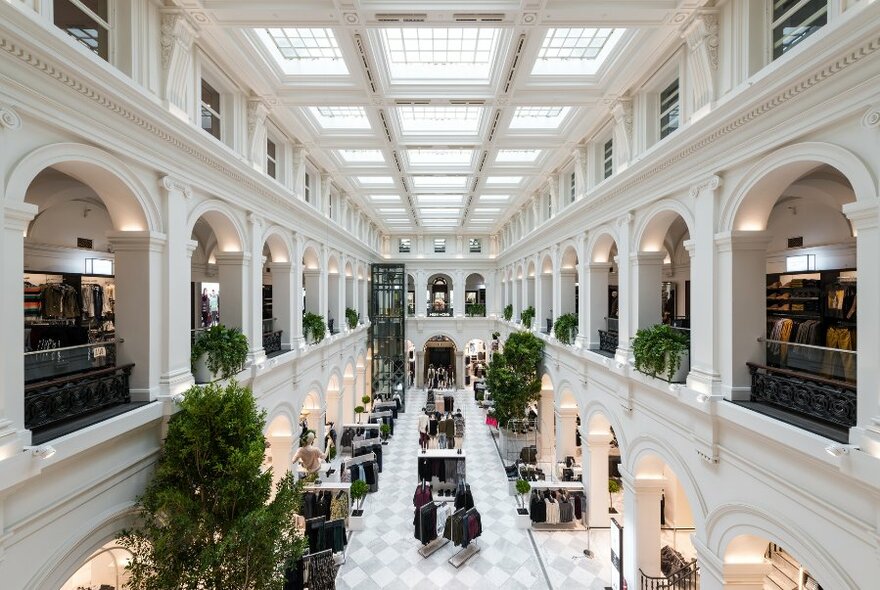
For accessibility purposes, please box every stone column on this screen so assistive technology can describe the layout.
[453,270,465,317]
[630,252,666,335]
[303,269,321,316]
[356,365,368,413]
[681,11,719,117]
[214,251,250,333]
[415,350,425,388]
[267,434,293,494]
[415,270,427,317]
[454,350,465,389]
[615,213,633,358]
[555,407,578,463]
[1,201,37,450]
[573,146,587,201]
[291,238,305,349]
[108,231,166,401]
[622,470,664,584]
[560,269,576,315]
[585,431,613,527]
[292,146,307,199]
[715,231,771,400]
[267,262,294,350]
[584,262,611,350]
[537,390,555,463]
[159,177,195,395]
[247,214,266,363]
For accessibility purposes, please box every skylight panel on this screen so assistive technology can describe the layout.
[357,176,394,184]
[411,176,469,189]
[337,149,385,163]
[308,106,371,129]
[422,219,459,225]
[379,208,406,213]
[495,149,542,163]
[420,208,461,216]
[532,28,626,76]
[380,28,502,83]
[474,207,501,213]
[369,194,400,201]
[407,149,475,166]
[485,176,523,184]
[417,194,464,205]
[398,106,484,134]
[266,28,342,60]
[509,106,572,129]
[478,194,511,201]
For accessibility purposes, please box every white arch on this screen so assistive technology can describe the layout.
[261,225,293,263]
[186,199,246,252]
[634,198,696,252]
[587,226,620,263]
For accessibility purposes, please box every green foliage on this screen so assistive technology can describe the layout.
[520,306,535,329]
[484,330,544,427]
[354,405,365,416]
[631,323,689,381]
[118,381,307,590]
[350,479,369,510]
[502,304,513,322]
[302,312,326,343]
[465,303,486,317]
[553,313,579,345]
[515,478,531,495]
[608,478,622,494]
[191,325,249,381]
[345,307,360,330]
[327,444,337,462]
[379,423,391,439]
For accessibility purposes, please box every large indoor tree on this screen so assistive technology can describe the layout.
[119,381,307,590]
[485,330,545,427]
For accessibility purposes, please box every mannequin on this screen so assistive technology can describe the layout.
[291,432,327,474]
[427,364,436,389]
[417,407,430,450]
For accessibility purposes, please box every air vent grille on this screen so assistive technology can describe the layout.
[354,34,377,93]
[504,34,526,93]
[378,110,393,142]
[477,150,489,172]
[376,13,427,22]
[453,13,505,22]
[487,110,501,142]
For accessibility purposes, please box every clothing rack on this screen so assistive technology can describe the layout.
[351,438,379,450]
[448,506,481,568]
[341,452,375,467]
[417,501,451,558]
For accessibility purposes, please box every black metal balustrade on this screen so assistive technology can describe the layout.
[598,329,618,356]
[640,560,699,590]
[263,330,283,356]
[746,362,856,432]
[25,364,134,432]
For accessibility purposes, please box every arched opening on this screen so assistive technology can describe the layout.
[464,273,486,316]
[297,390,326,456]
[406,273,416,315]
[513,265,524,321]
[727,164,859,441]
[302,245,322,318]
[327,254,342,334]
[21,164,155,442]
[525,261,537,325]
[265,413,294,493]
[260,231,290,355]
[342,363,356,423]
[538,255,554,333]
[58,542,133,590]
[722,535,825,590]
[424,335,457,389]
[427,274,453,316]
[587,232,620,356]
[344,262,355,327]
[559,245,579,320]
[580,412,621,528]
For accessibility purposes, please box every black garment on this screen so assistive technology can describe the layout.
[428,417,438,436]
[418,457,432,482]
[324,519,347,553]
[454,485,474,510]
[530,492,546,522]
[363,462,377,485]
[415,503,438,544]
[444,395,454,413]
[306,517,326,551]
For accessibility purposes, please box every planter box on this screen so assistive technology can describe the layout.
[666,350,689,384]
[516,509,530,529]
[193,353,218,384]
[349,510,365,530]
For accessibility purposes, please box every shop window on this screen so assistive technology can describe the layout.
[786,254,816,272]
[772,0,828,59]
[469,238,482,253]
[200,80,221,139]
[266,139,277,179]
[434,238,446,253]
[399,238,411,253]
[659,78,680,139]
[54,0,110,61]
[603,139,613,179]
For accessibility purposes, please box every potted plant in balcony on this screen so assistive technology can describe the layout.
[520,306,535,329]
[631,323,689,382]
[191,324,249,383]
[553,313,578,345]
[349,479,369,530]
[303,312,326,344]
[515,479,532,527]
[503,304,513,322]
[345,307,359,330]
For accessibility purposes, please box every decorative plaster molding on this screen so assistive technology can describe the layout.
[688,174,722,199]
[160,175,192,198]
[683,12,720,71]
[0,104,21,130]
[861,105,880,129]
[160,12,197,71]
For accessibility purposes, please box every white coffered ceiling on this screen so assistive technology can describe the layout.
[193,0,694,235]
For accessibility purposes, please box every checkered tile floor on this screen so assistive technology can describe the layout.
[335,388,613,589]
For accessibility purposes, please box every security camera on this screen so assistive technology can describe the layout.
[30,445,57,459]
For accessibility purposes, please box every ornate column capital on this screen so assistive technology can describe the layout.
[688,174,722,199]
[160,175,192,198]
[0,104,22,130]
[681,10,720,70]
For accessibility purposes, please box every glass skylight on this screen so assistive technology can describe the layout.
[407,149,475,166]
[379,208,406,213]
[337,149,385,163]
[478,194,511,201]
[417,194,464,205]
[397,106,484,135]
[420,208,461,216]
[509,106,572,129]
[369,194,401,201]
[495,149,542,163]
[380,28,502,83]
[473,207,501,213]
[422,219,459,225]
[469,219,493,224]
[357,176,394,184]
[265,28,342,60]
[308,106,371,129]
[411,176,469,189]
[532,28,626,76]
[485,176,523,184]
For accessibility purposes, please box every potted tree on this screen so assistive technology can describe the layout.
[361,394,372,414]
[515,479,532,528]
[503,304,513,322]
[119,381,307,588]
[303,312,326,344]
[354,405,365,424]
[345,307,359,330]
[191,324,249,383]
[379,423,391,445]
[631,324,689,382]
[349,479,369,530]
[553,313,578,345]
[520,306,535,329]
[609,478,623,514]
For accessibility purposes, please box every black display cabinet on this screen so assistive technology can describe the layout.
[370,264,407,412]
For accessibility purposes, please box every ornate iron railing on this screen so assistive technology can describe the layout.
[25,364,134,432]
[263,330,283,355]
[640,560,699,590]
[747,362,856,429]
[426,307,453,317]
[598,329,618,355]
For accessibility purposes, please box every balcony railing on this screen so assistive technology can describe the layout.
[465,304,486,317]
[640,560,699,590]
[25,340,118,384]
[263,330,283,356]
[427,306,453,317]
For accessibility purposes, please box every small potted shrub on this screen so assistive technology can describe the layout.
[362,394,372,413]
[520,306,535,329]
[302,312,326,344]
[379,423,391,444]
[553,313,578,345]
[345,307,359,330]
[515,479,532,527]
[631,324,689,382]
[354,405,365,423]
[191,324,249,383]
[503,304,513,322]
[609,478,622,514]
[349,479,369,530]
